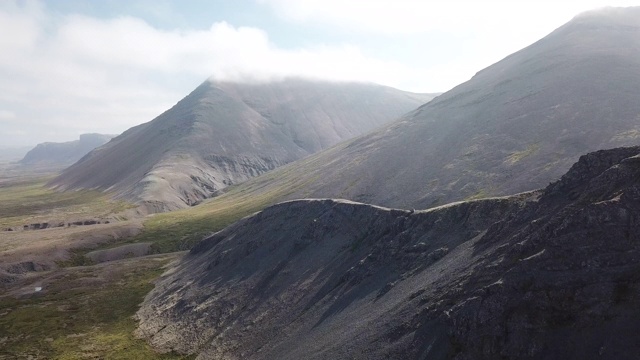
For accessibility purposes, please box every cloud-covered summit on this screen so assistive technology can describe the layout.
[2,0,637,146]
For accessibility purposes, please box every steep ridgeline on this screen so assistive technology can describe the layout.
[221,7,640,209]
[19,133,115,166]
[49,79,433,212]
[137,145,640,359]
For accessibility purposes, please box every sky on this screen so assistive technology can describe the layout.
[0,0,638,148]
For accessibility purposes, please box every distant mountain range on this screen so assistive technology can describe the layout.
[19,133,115,166]
[49,79,435,212]
[215,7,640,209]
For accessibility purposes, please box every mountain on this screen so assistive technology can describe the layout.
[49,79,435,212]
[136,145,640,359]
[0,146,31,163]
[215,7,640,210]
[19,134,115,166]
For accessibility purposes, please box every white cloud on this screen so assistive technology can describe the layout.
[260,0,640,90]
[0,110,16,120]
[1,1,435,147]
[2,0,636,147]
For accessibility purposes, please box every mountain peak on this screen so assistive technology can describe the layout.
[203,6,640,211]
[50,80,435,212]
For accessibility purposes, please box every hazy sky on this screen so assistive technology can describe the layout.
[1,0,638,147]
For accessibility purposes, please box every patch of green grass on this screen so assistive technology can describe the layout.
[0,257,193,360]
[505,143,540,165]
[44,180,292,265]
[51,184,287,264]
[464,189,490,201]
[0,180,135,227]
[126,169,319,254]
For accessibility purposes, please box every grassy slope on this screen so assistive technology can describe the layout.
[0,178,134,228]
[0,255,192,359]
[126,164,319,253]
[0,180,189,359]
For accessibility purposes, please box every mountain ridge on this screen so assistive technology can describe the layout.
[50,79,435,212]
[211,6,640,210]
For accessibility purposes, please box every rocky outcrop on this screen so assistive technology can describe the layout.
[136,145,640,359]
[6,219,111,232]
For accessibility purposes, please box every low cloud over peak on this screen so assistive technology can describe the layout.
[2,0,637,147]
[0,1,440,147]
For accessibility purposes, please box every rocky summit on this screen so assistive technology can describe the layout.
[49,79,433,212]
[136,145,640,359]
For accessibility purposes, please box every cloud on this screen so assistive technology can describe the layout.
[261,0,640,34]
[3,0,636,147]
[0,110,16,120]
[1,1,432,147]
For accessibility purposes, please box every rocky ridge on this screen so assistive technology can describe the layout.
[136,145,640,359]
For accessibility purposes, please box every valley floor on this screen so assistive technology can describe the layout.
[0,169,185,359]
[0,253,189,359]
[0,167,276,359]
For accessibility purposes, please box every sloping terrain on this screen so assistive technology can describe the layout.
[212,7,640,209]
[19,133,115,166]
[49,79,434,212]
[136,145,640,359]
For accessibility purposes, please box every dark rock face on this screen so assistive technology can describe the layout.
[223,7,640,210]
[136,146,640,359]
[19,133,115,166]
[440,146,640,359]
[50,79,434,211]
